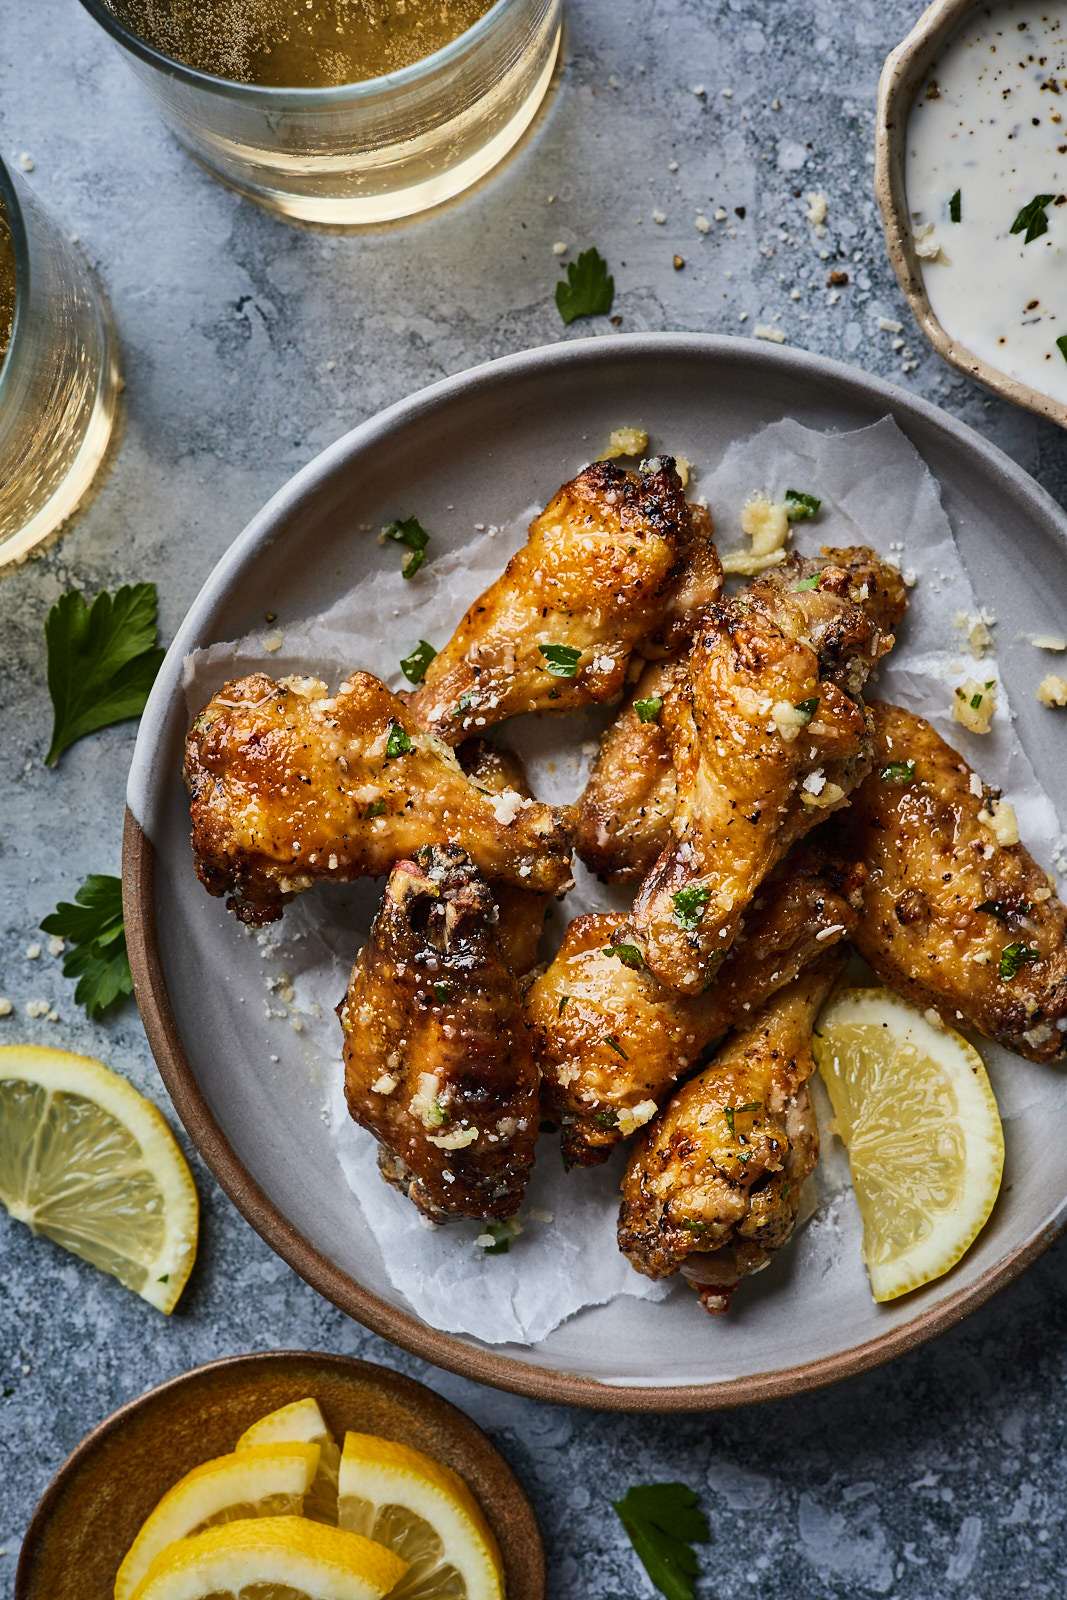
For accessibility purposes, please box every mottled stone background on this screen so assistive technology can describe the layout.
[1,1,1065,1595]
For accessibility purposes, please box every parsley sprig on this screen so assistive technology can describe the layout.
[612,1482,709,1600]
[672,885,712,931]
[1000,942,1040,979]
[400,640,437,684]
[1011,193,1055,244]
[556,247,615,325]
[383,515,430,579]
[635,694,664,724]
[44,584,165,766]
[40,875,133,1020]
[538,642,582,678]
[784,488,821,521]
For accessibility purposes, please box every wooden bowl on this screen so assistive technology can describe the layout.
[875,0,1067,428]
[15,1349,544,1600]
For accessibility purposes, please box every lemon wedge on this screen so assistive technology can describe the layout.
[127,1515,408,1600]
[0,1045,197,1313]
[337,1432,503,1600]
[237,1397,341,1525]
[115,1443,322,1600]
[813,988,1004,1303]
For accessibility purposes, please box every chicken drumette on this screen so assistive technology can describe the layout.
[618,953,844,1313]
[457,737,550,975]
[185,672,575,926]
[410,458,722,744]
[340,845,540,1222]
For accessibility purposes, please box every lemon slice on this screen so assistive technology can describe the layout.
[237,1398,341,1525]
[337,1432,503,1600]
[813,988,1004,1303]
[127,1515,408,1600]
[115,1443,322,1600]
[0,1045,197,1313]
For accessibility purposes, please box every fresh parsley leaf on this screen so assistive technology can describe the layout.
[880,760,916,784]
[433,981,455,1003]
[612,1482,709,1600]
[595,1106,620,1127]
[784,489,822,521]
[481,1220,514,1255]
[157,1273,169,1283]
[452,690,475,719]
[365,799,387,818]
[795,571,823,592]
[950,188,961,223]
[400,640,437,684]
[1057,334,1067,364]
[604,941,646,971]
[635,694,664,724]
[44,584,165,767]
[793,696,820,723]
[603,1035,629,1059]
[1010,193,1055,243]
[555,246,615,325]
[383,516,430,579]
[977,899,1008,921]
[672,885,712,931]
[538,642,582,678]
[999,942,1040,979]
[385,721,412,759]
[558,994,570,1015]
[40,874,133,1020]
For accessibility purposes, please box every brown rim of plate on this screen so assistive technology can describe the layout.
[123,808,1065,1412]
[14,1347,545,1600]
[875,0,1067,430]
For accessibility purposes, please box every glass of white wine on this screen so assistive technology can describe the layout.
[77,0,562,226]
[0,160,121,571]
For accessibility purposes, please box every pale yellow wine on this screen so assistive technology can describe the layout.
[0,200,15,365]
[104,0,497,87]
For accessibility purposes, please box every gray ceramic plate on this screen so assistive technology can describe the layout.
[124,333,1067,1410]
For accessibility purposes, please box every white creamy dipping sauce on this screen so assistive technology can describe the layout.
[907,0,1067,405]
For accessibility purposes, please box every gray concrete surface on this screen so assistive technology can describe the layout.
[2,1,1066,1594]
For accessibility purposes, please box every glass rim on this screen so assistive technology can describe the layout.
[75,0,521,104]
[0,158,29,394]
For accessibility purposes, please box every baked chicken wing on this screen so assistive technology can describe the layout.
[834,700,1067,1062]
[457,737,549,975]
[340,845,540,1221]
[526,847,863,1166]
[617,953,844,1312]
[186,672,575,926]
[409,458,722,744]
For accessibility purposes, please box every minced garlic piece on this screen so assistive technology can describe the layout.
[371,1072,398,1095]
[800,780,845,809]
[410,1071,443,1129]
[806,190,828,227]
[978,799,1019,847]
[603,426,649,459]
[1037,674,1067,707]
[674,455,691,488]
[617,1099,659,1138]
[952,677,996,734]
[913,221,946,262]
[428,1125,479,1151]
[770,700,810,742]
[954,610,995,659]
[1030,634,1067,651]
[722,494,791,575]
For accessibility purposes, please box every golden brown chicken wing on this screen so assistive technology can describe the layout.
[525,848,863,1166]
[409,459,722,744]
[832,701,1067,1062]
[186,672,575,926]
[617,953,844,1312]
[340,845,540,1222]
[457,737,549,974]
[625,591,872,993]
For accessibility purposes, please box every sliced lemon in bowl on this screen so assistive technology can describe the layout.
[127,1515,408,1600]
[338,1433,504,1600]
[0,1045,197,1313]
[813,988,1004,1303]
[115,1443,323,1600]
[237,1397,341,1525]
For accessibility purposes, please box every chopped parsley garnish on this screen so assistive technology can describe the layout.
[679,1219,710,1234]
[880,760,916,784]
[978,900,1008,921]
[480,1220,514,1255]
[604,1035,629,1059]
[604,941,646,970]
[793,696,820,723]
[433,981,455,1003]
[1010,193,1055,244]
[40,875,133,1020]
[1057,334,1067,364]
[426,1099,450,1127]
[555,246,615,324]
[365,799,387,818]
[635,694,664,724]
[795,571,823,592]
[595,1107,621,1127]
[723,1102,759,1137]
[452,690,474,718]
[538,642,583,678]
[949,188,961,223]
[612,1482,709,1600]
[383,515,430,579]
[44,583,165,767]
[157,1273,169,1283]
[999,942,1040,979]
[970,690,984,710]
[671,885,712,930]
[558,994,570,1015]
[784,489,822,521]
[385,720,413,759]
[399,640,437,684]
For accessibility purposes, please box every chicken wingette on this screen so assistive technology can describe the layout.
[457,736,549,975]
[409,458,722,744]
[340,845,540,1222]
[617,953,844,1312]
[526,847,863,1166]
[833,700,1067,1062]
[185,672,575,926]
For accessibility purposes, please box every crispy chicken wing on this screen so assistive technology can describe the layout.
[833,701,1067,1062]
[457,737,549,974]
[409,459,722,744]
[575,547,906,887]
[186,672,575,926]
[617,953,844,1312]
[526,847,863,1166]
[625,586,873,993]
[340,845,540,1222]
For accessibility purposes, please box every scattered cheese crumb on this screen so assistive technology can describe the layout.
[603,426,649,459]
[695,214,711,234]
[805,191,828,228]
[528,1206,554,1223]
[1037,673,1067,707]
[754,324,787,343]
[952,677,997,734]
[769,701,810,742]
[617,1099,659,1137]
[19,153,34,172]
[652,209,666,225]
[25,1000,50,1018]
[47,935,65,957]
[491,787,527,826]
[1029,634,1067,651]
[262,630,285,653]
[913,221,945,262]
[552,240,567,255]
[954,610,995,659]
[802,768,827,796]
[25,943,41,960]
[877,316,903,333]
[969,771,984,799]
[0,999,12,1017]
[979,799,1019,847]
